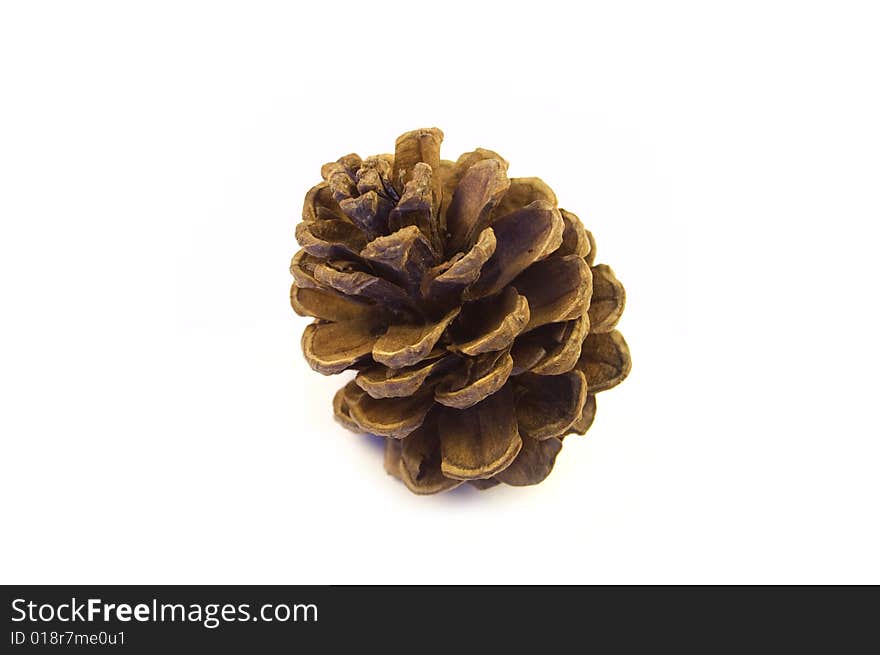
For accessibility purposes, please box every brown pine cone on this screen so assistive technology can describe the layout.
[291,128,630,494]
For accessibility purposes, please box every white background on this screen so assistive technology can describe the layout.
[1,1,878,584]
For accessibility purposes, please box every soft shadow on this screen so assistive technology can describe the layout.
[360,432,387,454]
[436,482,486,503]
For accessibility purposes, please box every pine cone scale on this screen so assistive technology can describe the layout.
[356,352,457,400]
[495,434,563,487]
[512,255,593,331]
[438,383,522,481]
[434,349,513,410]
[392,128,444,194]
[515,371,588,440]
[422,227,496,310]
[463,201,562,300]
[444,158,510,254]
[450,287,530,356]
[344,382,433,439]
[301,317,384,375]
[371,306,460,369]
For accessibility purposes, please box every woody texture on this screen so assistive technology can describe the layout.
[291,128,630,494]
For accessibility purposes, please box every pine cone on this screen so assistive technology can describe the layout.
[291,128,630,494]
